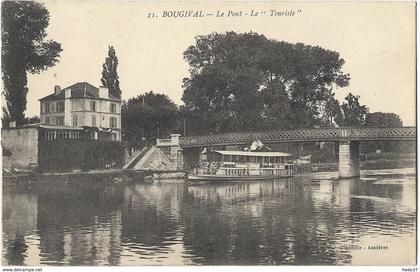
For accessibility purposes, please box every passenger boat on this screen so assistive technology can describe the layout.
[188,150,294,182]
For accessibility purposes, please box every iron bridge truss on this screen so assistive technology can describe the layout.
[179,127,416,148]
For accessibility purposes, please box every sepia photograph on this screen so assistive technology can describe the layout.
[1,0,417,268]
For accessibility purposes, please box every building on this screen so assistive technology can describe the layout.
[2,124,125,172]
[39,82,121,141]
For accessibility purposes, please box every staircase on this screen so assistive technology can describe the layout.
[123,146,152,169]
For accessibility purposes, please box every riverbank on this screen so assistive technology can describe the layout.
[295,158,415,174]
[2,168,187,186]
[2,158,414,185]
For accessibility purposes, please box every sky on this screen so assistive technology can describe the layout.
[23,1,416,125]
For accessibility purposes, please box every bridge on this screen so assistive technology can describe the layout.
[178,127,416,179]
[179,127,416,147]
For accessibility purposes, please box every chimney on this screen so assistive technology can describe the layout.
[99,86,108,99]
[54,85,61,95]
[65,88,71,98]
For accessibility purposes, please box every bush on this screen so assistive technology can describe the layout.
[38,139,124,172]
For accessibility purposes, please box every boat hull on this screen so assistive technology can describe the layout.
[188,174,294,182]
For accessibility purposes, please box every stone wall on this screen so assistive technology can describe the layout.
[2,127,39,170]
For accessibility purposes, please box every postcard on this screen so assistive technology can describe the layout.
[1,0,416,268]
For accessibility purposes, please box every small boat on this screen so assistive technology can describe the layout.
[188,150,295,182]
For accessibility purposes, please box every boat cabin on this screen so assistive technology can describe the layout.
[199,150,294,177]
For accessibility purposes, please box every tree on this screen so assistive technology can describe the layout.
[182,32,350,134]
[122,92,178,146]
[101,46,121,99]
[2,112,41,128]
[25,115,40,124]
[363,112,403,153]
[2,1,62,126]
[337,93,368,126]
[1,106,11,128]
[365,112,403,127]
[322,95,342,127]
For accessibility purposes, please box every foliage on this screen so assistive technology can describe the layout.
[309,142,338,163]
[2,1,62,126]
[322,96,342,127]
[182,32,350,134]
[101,46,121,99]
[361,112,404,153]
[26,115,40,124]
[1,106,11,128]
[122,92,179,145]
[336,93,368,126]
[365,112,403,127]
[2,112,39,128]
[38,139,124,171]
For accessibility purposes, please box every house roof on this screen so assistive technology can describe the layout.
[39,82,121,102]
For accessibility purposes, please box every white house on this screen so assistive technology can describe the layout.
[39,82,122,141]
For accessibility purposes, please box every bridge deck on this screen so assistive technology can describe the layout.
[179,127,416,148]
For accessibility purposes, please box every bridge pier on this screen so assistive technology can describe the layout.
[338,141,360,179]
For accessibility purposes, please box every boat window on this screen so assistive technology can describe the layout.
[223,162,235,168]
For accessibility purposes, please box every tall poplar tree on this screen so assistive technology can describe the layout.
[2,1,62,126]
[101,46,121,99]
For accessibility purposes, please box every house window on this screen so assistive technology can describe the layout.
[90,101,96,112]
[56,116,64,126]
[45,103,50,113]
[57,102,64,113]
[110,103,116,113]
[92,115,96,127]
[45,117,50,124]
[110,117,117,128]
[72,115,78,127]
[50,103,56,113]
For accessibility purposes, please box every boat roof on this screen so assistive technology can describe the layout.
[212,150,292,157]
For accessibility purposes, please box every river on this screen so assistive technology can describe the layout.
[2,168,416,266]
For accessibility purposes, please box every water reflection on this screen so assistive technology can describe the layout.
[2,169,416,265]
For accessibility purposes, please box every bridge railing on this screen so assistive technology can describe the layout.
[179,127,416,147]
